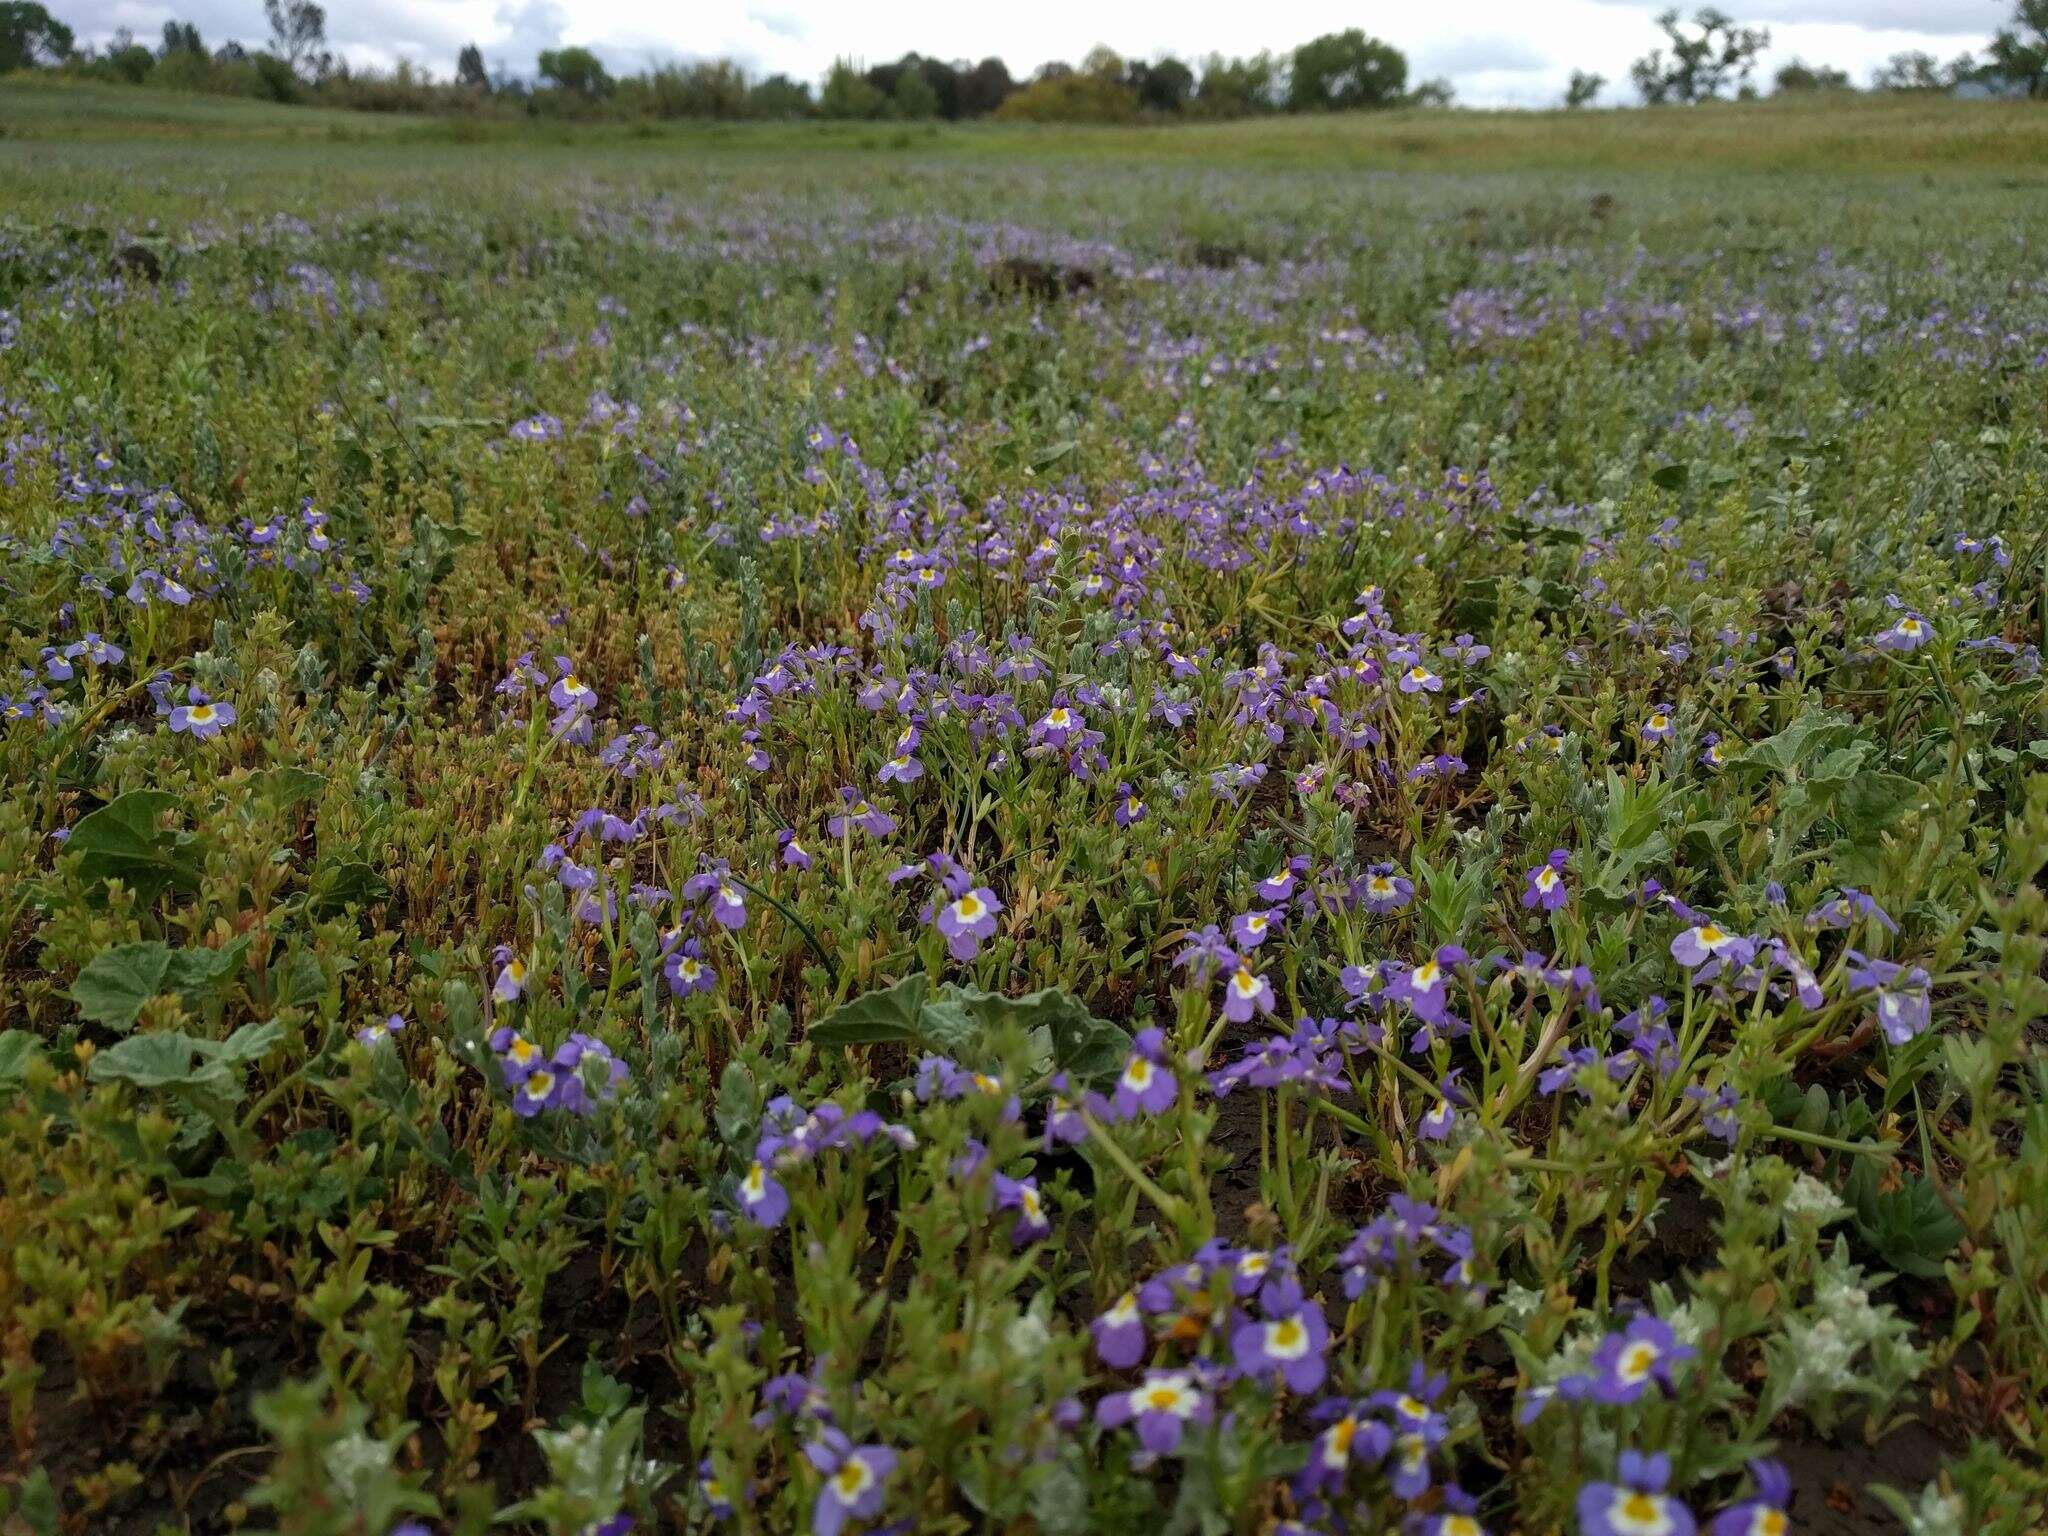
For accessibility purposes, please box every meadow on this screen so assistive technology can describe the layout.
[1,86,2045,1536]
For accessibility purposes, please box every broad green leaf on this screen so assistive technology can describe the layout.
[88,1031,215,1089]
[69,942,172,1031]
[250,766,327,809]
[67,789,203,902]
[163,936,249,993]
[0,1031,44,1082]
[1836,772,1925,834]
[213,1021,284,1066]
[1736,709,1846,779]
[808,973,930,1046]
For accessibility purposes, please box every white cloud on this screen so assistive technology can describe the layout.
[59,0,2016,103]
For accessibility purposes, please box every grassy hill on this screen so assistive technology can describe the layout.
[2,73,2044,175]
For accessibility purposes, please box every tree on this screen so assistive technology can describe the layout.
[995,62,1138,122]
[957,56,1013,116]
[106,30,155,82]
[1987,0,2048,97]
[1407,76,1454,106]
[263,0,328,81]
[749,73,811,116]
[1773,59,1850,93]
[1870,49,1978,91]
[1564,69,1604,107]
[1128,56,1194,113]
[159,20,203,57]
[818,60,886,119]
[538,46,610,99]
[1630,8,1769,103]
[1191,52,1281,118]
[889,65,938,118]
[1288,29,1408,111]
[455,43,488,89]
[0,2,73,71]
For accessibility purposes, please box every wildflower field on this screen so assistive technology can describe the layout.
[2,101,2047,1536]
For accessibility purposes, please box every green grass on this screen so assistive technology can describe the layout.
[3,74,2045,176]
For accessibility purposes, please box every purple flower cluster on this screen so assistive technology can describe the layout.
[488,1027,628,1118]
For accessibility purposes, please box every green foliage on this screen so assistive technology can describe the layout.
[1287,29,1408,111]
[0,125,2043,1536]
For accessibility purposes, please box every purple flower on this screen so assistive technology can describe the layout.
[684,862,750,930]
[356,1013,405,1048]
[492,946,528,1003]
[1097,1370,1212,1456]
[1806,888,1898,935]
[878,752,923,784]
[513,1065,563,1117]
[1222,963,1276,1023]
[1670,920,1753,974]
[1092,1291,1146,1368]
[1639,706,1676,745]
[1577,1451,1695,1536]
[1385,947,1465,1026]
[805,1430,896,1536]
[547,655,596,713]
[167,688,236,739]
[1113,783,1148,827]
[1230,1285,1329,1393]
[1257,857,1308,903]
[826,787,897,839]
[1174,925,1238,983]
[663,933,717,997]
[1029,701,1083,750]
[1296,1400,1392,1497]
[1588,1317,1694,1405]
[1230,907,1283,949]
[1710,1460,1791,1536]
[1523,849,1570,912]
[1873,611,1931,652]
[778,828,814,870]
[934,885,1001,962]
[1846,950,1932,1043]
[737,1160,790,1228]
[1114,1029,1178,1116]
[1398,663,1443,695]
[1375,1366,1450,1499]
[1358,863,1414,914]
[992,1173,1051,1244]
[1419,1071,1467,1141]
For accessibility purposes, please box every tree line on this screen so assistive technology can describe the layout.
[3,1,2045,118]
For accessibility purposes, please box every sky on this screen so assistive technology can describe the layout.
[65,0,2012,107]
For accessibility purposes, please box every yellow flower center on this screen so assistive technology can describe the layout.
[832,1460,874,1501]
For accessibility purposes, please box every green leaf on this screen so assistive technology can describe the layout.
[70,942,172,1031]
[250,766,327,809]
[163,936,249,993]
[67,789,202,903]
[88,1031,214,1089]
[931,983,1132,1081]
[309,860,391,918]
[1650,461,1689,491]
[1846,1160,1961,1279]
[1736,709,1846,778]
[213,1021,284,1066]
[1835,772,1925,834]
[808,973,931,1046]
[0,1031,44,1082]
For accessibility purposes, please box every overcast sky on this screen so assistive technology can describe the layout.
[68,0,2010,106]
